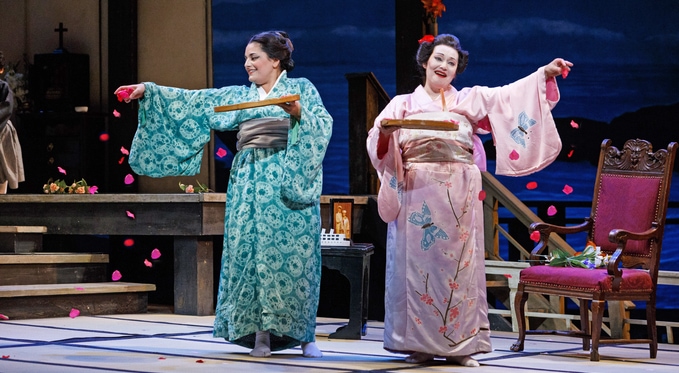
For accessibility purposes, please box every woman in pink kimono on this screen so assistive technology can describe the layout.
[366,34,572,367]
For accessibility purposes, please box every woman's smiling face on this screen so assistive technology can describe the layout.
[244,42,280,89]
[423,44,459,91]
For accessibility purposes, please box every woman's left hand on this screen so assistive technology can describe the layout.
[277,100,301,120]
[544,58,573,79]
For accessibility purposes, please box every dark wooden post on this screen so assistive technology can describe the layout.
[346,73,390,195]
[395,0,428,95]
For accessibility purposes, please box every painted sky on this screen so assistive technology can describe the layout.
[211,0,679,119]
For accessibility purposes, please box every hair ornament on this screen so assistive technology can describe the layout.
[418,35,435,44]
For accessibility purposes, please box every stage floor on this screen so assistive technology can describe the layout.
[1,309,678,372]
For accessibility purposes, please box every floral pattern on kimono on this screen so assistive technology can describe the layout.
[367,67,560,357]
[129,71,333,351]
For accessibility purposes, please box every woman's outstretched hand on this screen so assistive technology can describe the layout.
[114,84,145,103]
[276,99,301,120]
[544,58,573,79]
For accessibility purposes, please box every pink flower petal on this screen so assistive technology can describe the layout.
[151,248,162,259]
[216,148,227,158]
[561,66,569,79]
[123,238,135,247]
[75,287,84,291]
[562,184,573,195]
[477,190,486,201]
[113,109,121,118]
[126,210,135,219]
[503,274,513,279]
[0,313,9,320]
[124,174,135,185]
[120,146,129,155]
[58,166,67,175]
[88,185,98,194]
[99,133,110,141]
[570,119,579,129]
[547,205,557,216]
[69,308,80,318]
[526,181,538,190]
[112,270,122,281]
[144,259,153,268]
[530,230,541,242]
[509,150,520,160]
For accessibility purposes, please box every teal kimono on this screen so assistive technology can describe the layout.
[128,71,333,350]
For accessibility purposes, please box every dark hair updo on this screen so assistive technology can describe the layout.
[415,34,469,79]
[248,31,295,72]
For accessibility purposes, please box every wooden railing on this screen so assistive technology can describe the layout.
[481,171,679,342]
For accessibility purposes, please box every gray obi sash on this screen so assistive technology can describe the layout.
[237,117,290,151]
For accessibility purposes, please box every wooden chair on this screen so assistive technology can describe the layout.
[510,138,677,361]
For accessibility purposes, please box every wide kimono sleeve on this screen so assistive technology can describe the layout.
[280,78,333,205]
[453,66,562,176]
[128,82,249,177]
[366,96,407,222]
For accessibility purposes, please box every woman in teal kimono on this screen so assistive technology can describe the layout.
[115,31,333,358]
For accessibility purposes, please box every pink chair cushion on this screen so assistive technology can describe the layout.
[519,265,653,293]
[593,174,660,256]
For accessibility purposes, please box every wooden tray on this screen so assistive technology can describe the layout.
[214,94,300,113]
[381,118,459,131]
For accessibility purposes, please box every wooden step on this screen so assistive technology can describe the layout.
[0,253,109,286]
[0,282,157,319]
[0,225,47,253]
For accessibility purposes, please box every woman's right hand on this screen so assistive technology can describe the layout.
[114,84,145,103]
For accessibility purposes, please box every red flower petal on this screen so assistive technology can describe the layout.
[116,88,132,102]
[216,148,228,158]
[144,259,153,268]
[526,181,538,190]
[503,274,512,279]
[99,133,110,141]
[547,205,557,216]
[562,184,573,195]
[158,357,166,360]
[477,190,486,201]
[69,308,80,318]
[195,360,204,363]
[123,238,135,247]
[561,66,569,79]
[112,270,122,281]
[530,230,541,242]
[567,149,574,158]
[126,210,135,219]
[151,248,162,259]
[118,156,126,165]
[509,150,520,160]
[1,355,9,359]
[0,313,9,320]
[124,174,135,185]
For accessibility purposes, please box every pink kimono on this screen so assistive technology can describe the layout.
[367,67,561,358]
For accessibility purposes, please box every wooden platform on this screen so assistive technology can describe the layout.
[0,282,156,319]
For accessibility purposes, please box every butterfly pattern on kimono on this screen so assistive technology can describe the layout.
[510,111,536,148]
[408,200,449,251]
[389,175,403,203]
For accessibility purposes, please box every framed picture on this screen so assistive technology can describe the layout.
[330,199,354,240]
